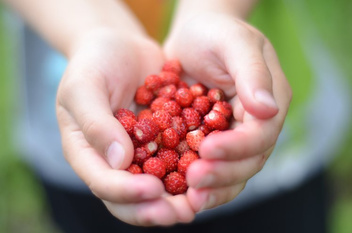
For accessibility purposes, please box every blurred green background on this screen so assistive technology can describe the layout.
[0,0,351,232]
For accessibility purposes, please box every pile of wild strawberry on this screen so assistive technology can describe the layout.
[114,60,233,195]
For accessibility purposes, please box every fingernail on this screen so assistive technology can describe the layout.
[106,141,125,169]
[196,174,215,189]
[254,89,278,109]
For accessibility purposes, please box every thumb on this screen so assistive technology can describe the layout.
[57,71,134,170]
[224,38,279,119]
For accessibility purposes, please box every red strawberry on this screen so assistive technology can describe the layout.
[131,136,142,148]
[175,87,194,108]
[186,129,205,151]
[133,147,151,166]
[162,59,182,76]
[163,172,188,195]
[144,74,162,91]
[163,100,182,117]
[144,141,158,156]
[204,110,229,131]
[178,80,189,89]
[152,110,172,131]
[157,84,177,99]
[134,118,159,143]
[178,150,199,176]
[192,96,211,116]
[181,108,201,131]
[213,101,233,120]
[137,108,153,121]
[114,108,137,120]
[150,97,169,112]
[207,130,221,136]
[175,139,190,155]
[126,164,143,174]
[118,116,137,136]
[135,86,154,105]
[143,157,166,179]
[198,124,212,136]
[159,71,180,86]
[207,88,225,103]
[170,116,187,139]
[162,128,180,149]
[189,83,208,97]
[154,131,163,145]
[156,148,179,173]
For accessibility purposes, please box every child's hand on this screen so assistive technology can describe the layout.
[56,29,195,226]
[164,12,292,212]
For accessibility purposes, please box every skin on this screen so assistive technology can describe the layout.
[4,0,292,226]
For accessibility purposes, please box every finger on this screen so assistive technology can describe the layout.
[165,194,196,223]
[104,194,195,226]
[199,117,279,160]
[187,182,246,212]
[222,30,279,119]
[59,114,164,203]
[187,149,273,189]
[103,198,178,226]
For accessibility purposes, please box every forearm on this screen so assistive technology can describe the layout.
[4,0,146,57]
[169,0,258,36]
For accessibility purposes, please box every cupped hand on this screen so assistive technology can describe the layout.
[164,13,292,212]
[56,29,195,226]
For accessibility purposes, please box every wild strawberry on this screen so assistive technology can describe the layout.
[178,150,199,176]
[207,130,221,136]
[144,141,158,156]
[207,88,225,103]
[189,83,208,97]
[150,97,169,112]
[204,110,229,131]
[213,101,233,120]
[156,148,179,173]
[175,139,190,155]
[126,164,143,174]
[118,115,137,136]
[181,108,201,131]
[162,59,182,76]
[114,108,137,120]
[178,80,189,89]
[170,116,187,139]
[135,86,154,105]
[144,74,162,91]
[131,136,142,148]
[175,88,194,108]
[162,128,180,149]
[152,110,172,131]
[163,100,182,117]
[143,157,166,179]
[154,132,163,147]
[198,124,212,135]
[163,172,188,195]
[186,129,205,151]
[133,147,151,166]
[157,84,177,99]
[137,108,153,121]
[159,71,180,86]
[192,96,211,116]
[134,118,159,143]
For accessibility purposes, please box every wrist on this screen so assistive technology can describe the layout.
[168,0,257,36]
